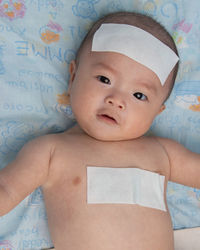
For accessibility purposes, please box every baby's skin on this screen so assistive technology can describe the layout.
[1,51,200,250]
[43,127,174,250]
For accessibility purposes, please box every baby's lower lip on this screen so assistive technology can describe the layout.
[97,114,117,124]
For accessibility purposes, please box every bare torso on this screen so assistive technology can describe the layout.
[42,126,174,250]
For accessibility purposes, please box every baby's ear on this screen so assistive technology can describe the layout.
[68,60,77,89]
[158,104,166,115]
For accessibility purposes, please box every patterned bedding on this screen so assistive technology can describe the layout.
[0,0,200,249]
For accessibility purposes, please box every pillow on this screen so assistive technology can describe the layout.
[0,0,200,248]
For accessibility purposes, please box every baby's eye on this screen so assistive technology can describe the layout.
[97,75,111,85]
[133,92,147,101]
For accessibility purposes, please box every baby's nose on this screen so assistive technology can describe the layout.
[105,95,125,110]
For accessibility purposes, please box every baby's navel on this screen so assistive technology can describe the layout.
[73,176,81,186]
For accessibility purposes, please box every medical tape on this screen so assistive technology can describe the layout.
[92,23,179,85]
[87,167,166,211]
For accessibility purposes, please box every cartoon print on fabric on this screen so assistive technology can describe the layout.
[57,92,70,105]
[170,15,200,112]
[72,0,100,20]
[39,21,63,44]
[174,82,200,112]
[143,0,157,16]
[0,0,26,20]
[190,96,200,112]
[0,121,34,155]
[0,240,14,249]
[54,92,75,119]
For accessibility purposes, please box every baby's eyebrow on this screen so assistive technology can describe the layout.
[138,81,158,95]
[92,62,117,74]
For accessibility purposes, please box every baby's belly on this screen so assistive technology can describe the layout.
[46,201,174,250]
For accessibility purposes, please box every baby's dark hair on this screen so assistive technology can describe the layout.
[76,12,179,101]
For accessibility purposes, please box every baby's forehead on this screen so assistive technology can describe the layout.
[90,23,179,86]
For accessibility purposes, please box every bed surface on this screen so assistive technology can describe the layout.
[0,0,200,249]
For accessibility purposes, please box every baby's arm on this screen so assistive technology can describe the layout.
[157,137,200,188]
[0,136,53,216]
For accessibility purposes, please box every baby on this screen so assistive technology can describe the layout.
[1,11,200,250]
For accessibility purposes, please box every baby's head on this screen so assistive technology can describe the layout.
[76,12,179,100]
[68,12,179,141]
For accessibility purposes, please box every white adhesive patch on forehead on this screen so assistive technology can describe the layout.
[87,167,166,211]
[92,23,179,85]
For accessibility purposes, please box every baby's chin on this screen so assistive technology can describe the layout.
[77,122,145,142]
[84,129,138,142]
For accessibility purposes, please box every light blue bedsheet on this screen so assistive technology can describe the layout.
[0,0,200,249]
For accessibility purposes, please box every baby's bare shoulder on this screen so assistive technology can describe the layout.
[41,131,84,184]
[133,135,171,157]
[31,131,74,150]
[132,136,171,176]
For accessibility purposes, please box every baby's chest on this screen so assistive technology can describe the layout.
[48,157,167,214]
[45,139,169,209]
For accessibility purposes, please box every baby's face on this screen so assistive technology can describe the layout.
[68,50,168,141]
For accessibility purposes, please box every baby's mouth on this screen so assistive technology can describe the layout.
[97,114,118,124]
